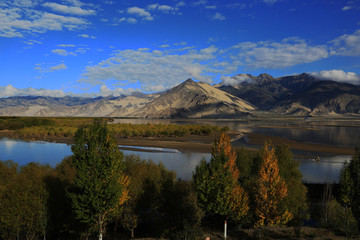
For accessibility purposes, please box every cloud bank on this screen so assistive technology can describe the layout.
[0,0,93,38]
[0,84,136,98]
[232,37,328,69]
[81,46,229,92]
[0,85,67,98]
[330,29,360,56]
[311,70,360,85]
[220,75,253,86]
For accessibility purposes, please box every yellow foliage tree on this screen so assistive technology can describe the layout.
[254,143,292,227]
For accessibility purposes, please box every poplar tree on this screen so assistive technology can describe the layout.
[254,143,292,227]
[193,133,249,221]
[67,122,129,240]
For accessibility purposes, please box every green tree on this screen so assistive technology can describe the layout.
[275,145,308,229]
[193,133,249,222]
[67,122,129,240]
[160,179,204,239]
[0,160,21,239]
[339,146,360,231]
[45,156,78,239]
[123,155,176,236]
[338,161,354,236]
[0,161,51,240]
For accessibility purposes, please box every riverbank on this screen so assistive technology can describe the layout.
[1,129,354,156]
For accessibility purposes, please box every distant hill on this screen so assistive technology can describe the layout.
[128,78,255,118]
[0,94,157,117]
[216,73,360,116]
[0,79,255,118]
[272,80,360,116]
[1,74,359,118]
[216,73,316,110]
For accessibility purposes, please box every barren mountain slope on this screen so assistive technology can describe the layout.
[129,78,255,118]
[272,80,360,116]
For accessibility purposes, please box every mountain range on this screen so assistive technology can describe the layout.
[1,73,360,118]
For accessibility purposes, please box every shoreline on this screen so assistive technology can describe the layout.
[1,130,354,156]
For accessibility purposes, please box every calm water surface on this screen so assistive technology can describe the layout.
[112,118,360,147]
[0,138,352,183]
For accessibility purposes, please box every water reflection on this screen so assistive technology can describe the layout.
[0,138,72,167]
[112,118,360,148]
[0,138,352,183]
[123,149,210,181]
[297,155,350,183]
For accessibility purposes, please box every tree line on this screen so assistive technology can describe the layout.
[0,121,359,239]
[1,117,227,139]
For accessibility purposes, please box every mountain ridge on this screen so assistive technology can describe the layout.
[1,73,359,118]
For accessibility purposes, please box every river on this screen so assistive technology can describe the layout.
[1,117,359,183]
[0,137,353,183]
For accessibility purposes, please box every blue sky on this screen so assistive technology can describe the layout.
[0,0,359,97]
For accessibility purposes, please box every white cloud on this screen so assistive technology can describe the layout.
[78,33,96,39]
[43,2,95,16]
[58,44,76,47]
[0,2,90,38]
[176,2,186,8]
[99,85,136,97]
[34,62,68,73]
[50,63,67,71]
[24,39,43,45]
[119,17,137,24]
[213,12,225,21]
[232,37,328,69]
[220,75,253,86]
[174,41,187,46]
[311,70,360,85]
[0,84,139,98]
[342,6,352,11]
[127,7,153,21]
[64,0,85,7]
[0,7,89,38]
[52,49,76,56]
[13,0,36,7]
[0,84,67,98]
[81,46,228,92]
[330,29,360,56]
[148,4,175,13]
[75,47,89,54]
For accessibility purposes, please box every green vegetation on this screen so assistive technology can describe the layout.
[0,161,52,240]
[0,117,55,130]
[67,122,129,240]
[193,133,249,222]
[0,117,223,139]
[193,140,307,233]
[338,145,360,236]
[1,122,360,239]
[122,155,203,239]
[109,123,221,138]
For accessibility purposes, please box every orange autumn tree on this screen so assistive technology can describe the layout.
[193,133,249,221]
[254,142,292,227]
